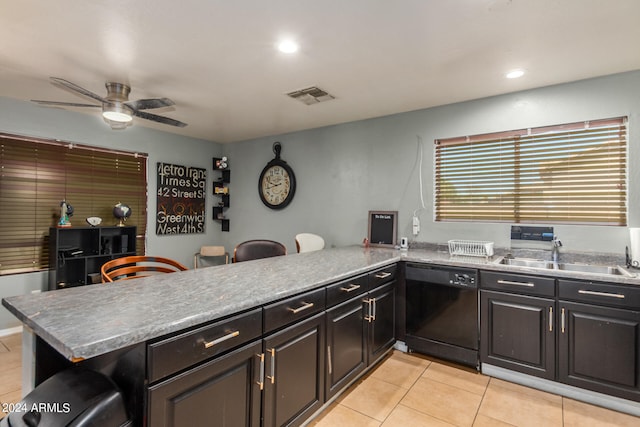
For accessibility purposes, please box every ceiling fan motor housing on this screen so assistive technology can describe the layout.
[105,82,130,102]
[103,82,134,122]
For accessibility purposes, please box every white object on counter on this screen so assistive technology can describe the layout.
[630,228,640,267]
[448,240,494,257]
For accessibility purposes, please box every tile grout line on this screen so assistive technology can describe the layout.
[373,358,497,426]
[471,375,491,427]
[377,361,432,425]
[339,375,414,425]
[336,354,433,425]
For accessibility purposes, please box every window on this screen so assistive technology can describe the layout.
[434,117,627,226]
[0,134,148,275]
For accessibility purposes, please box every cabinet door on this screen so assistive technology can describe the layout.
[558,301,640,401]
[263,312,325,427]
[367,282,396,365]
[325,296,366,399]
[481,290,555,380]
[148,340,262,427]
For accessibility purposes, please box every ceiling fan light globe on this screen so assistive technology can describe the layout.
[103,117,129,130]
[102,110,133,122]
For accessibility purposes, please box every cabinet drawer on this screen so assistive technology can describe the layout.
[264,287,326,333]
[148,308,262,383]
[481,271,555,297]
[326,274,368,308]
[368,264,397,289]
[558,279,640,309]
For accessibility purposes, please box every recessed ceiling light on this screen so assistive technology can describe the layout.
[506,69,525,79]
[278,39,299,54]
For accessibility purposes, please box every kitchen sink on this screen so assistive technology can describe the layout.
[554,263,630,276]
[499,258,554,269]
[497,257,634,277]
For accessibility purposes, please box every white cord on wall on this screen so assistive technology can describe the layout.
[413,135,426,235]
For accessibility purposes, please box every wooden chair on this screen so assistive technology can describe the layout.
[233,240,287,263]
[295,233,325,253]
[194,245,229,268]
[101,255,188,282]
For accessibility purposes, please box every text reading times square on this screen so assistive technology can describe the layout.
[158,163,206,189]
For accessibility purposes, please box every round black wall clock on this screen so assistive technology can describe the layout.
[259,142,296,209]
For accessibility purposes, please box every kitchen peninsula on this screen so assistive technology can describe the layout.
[3,245,640,425]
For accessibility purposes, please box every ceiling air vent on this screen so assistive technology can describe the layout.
[286,86,335,105]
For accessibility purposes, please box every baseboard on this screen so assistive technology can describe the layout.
[0,325,23,337]
[482,363,640,417]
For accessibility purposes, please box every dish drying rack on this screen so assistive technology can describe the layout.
[448,240,494,258]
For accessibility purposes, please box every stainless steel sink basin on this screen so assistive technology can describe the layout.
[554,263,630,276]
[497,257,634,277]
[499,258,554,269]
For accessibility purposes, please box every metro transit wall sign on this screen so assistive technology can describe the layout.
[156,162,206,235]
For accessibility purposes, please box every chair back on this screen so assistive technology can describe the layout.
[295,233,325,253]
[194,245,229,268]
[101,255,188,282]
[233,240,287,263]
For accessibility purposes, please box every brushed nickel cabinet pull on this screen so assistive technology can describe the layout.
[371,297,377,322]
[497,279,535,287]
[375,272,392,279]
[256,353,265,390]
[327,346,332,375]
[561,308,566,333]
[203,330,240,349]
[288,301,314,314]
[266,348,275,384]
[549,306,553,332]
[340,284,361,293]
[578,289,625,299]
[363,298,374,322]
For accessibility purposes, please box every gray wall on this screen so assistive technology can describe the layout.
[1,70,639,331]
[0,97,223,330]
[220,70,640,255]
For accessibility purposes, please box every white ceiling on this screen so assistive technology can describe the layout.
[2,0,640,143]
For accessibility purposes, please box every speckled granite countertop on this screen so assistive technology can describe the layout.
[3,245,639,362]
[2,246,399,361]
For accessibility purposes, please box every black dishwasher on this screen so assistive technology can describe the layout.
[405,263,479,368]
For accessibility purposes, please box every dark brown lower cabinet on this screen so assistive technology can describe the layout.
[367,282,396,364]
[325,296,367,399]
[325,282,395,400]
[481,290,555,380]
[148,340,262,427]
[262,312,325,427]
[558,300,640,401]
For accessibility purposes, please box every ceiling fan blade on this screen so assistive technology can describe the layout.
[125,98,175,110]
[133,110,187,127]
[31,100,100,108]
[50,77,108,104]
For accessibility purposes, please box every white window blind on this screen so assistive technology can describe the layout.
[434,117,627,225]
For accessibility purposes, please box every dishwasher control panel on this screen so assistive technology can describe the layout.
[451,273,476,287]
[406,263,478,289]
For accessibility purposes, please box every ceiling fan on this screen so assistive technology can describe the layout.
[32,77,187,129]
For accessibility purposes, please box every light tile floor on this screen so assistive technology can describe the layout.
[1,334,639,426]
[0,333,22,408]
[311,350,640,427]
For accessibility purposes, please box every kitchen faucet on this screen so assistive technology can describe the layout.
[551,236,562,263]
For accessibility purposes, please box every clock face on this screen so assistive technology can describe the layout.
[259,162,296,209]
